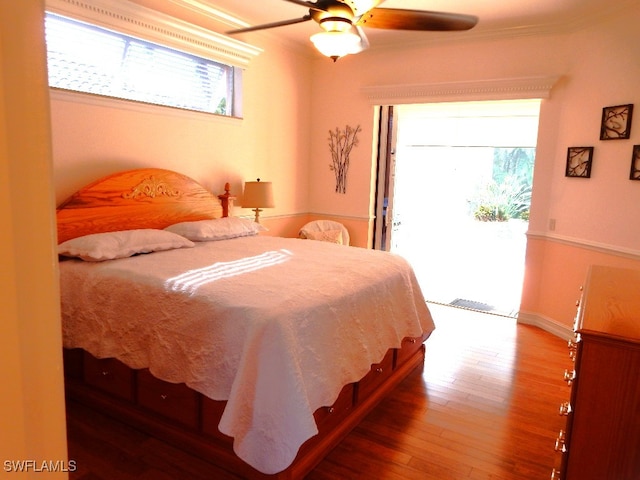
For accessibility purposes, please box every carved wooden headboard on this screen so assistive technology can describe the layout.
[56,168,233,243]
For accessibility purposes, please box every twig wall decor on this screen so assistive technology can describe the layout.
[328,124,361,194]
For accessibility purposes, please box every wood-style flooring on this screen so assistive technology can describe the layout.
[65,303,570,479]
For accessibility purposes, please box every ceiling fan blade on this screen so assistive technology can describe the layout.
[283,0,329,13]
[352,25,370,53]
[356,8,478,31]
[343,0,386,17]
[227,15,312,34]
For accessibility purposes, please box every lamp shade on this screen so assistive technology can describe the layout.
[242,179,275,208]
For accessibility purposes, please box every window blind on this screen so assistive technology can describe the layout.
[45,12,232,115]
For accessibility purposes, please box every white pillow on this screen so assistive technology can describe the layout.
[58,229,195,261]
[164,217,267,242]
[303,229,343,244]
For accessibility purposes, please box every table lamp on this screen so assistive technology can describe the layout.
[242,178,274,223]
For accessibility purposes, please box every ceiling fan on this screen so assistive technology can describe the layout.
[227,0,478,61]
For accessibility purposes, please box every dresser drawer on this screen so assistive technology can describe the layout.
[356,349,394,403]
[83,352,134,401]
[137,369,199,429]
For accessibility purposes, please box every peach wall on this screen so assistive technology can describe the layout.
[303,214,372,248]
[521,237,640,330]
[541,18,640,251]
[259,213,371,248]
[259,214,310,240]
[50,19,314,225]
[1,0,68,475]
[307,31,574,221]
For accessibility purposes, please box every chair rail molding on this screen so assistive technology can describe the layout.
[361,76,561,105]
[527,231,640,260]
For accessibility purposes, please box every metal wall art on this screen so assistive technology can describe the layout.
[630,145,640,180]
[565,104,637,180]
[328,124,361,194]
[565,147,594,178]
[600,104,633,140]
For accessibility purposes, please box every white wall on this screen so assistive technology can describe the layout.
[543,15,640,251]
[50,26,314,221]
[307,5,640,253]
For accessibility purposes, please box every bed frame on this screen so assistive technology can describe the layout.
[58,168,429,479]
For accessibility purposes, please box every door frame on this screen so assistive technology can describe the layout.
[373,105,398,251]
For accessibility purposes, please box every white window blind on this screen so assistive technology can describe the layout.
[45,12,233,116]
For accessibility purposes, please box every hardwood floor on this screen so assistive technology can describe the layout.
[65,304,570,479]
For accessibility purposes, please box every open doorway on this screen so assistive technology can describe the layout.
[377,99,540,317]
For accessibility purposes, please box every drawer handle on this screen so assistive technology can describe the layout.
[408,338,416,344]
[559,402,572,416]
[563,369,575,385]
[160,394,168,400]
[551,468,562,479]
[327,407,335,414]
[375,367,383,374]
[567,340,577,361]
[101,371,110,376]
[554,430,566,453]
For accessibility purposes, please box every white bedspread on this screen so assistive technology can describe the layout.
[59,235,434,474]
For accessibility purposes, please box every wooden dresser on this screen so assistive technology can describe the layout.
[552,265,640,480]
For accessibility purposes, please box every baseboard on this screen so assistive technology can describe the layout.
[517,311,575,341]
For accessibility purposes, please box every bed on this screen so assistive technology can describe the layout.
[57,168,435,479]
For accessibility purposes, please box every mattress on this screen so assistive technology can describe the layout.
[59,235,434,474]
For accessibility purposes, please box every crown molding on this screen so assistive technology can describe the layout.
[45,0,262,68]
[361,75,561,105]
[165,0,249,30]
[367,0,638,53]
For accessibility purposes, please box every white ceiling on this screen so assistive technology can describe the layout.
[197,0,638,52]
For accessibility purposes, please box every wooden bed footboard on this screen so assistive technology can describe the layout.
[63,333,429,479]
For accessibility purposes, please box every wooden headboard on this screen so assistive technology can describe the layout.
[56,168,233,243]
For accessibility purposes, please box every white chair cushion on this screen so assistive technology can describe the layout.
[299,220,350,246]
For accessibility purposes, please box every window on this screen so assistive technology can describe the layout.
[45,12,236,116]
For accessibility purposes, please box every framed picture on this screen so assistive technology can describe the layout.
[630,145,640,180]
[600,104,633,140]
[566,147,594,178]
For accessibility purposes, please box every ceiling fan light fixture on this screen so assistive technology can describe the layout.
[227,1,478,61]
[318,16,352,33]
[310,30,361,61]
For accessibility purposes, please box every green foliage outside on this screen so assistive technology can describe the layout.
[470,148,534,222]
[215,97,227,115]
